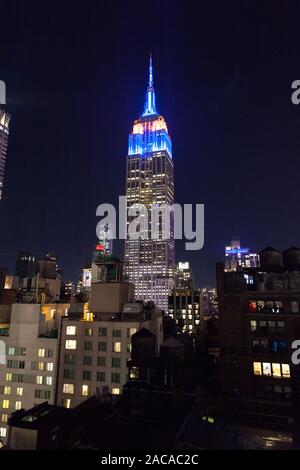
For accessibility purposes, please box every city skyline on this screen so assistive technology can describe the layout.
[0,2,299,287]
[1,0,300,455]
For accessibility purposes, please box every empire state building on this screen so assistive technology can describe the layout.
[125,56,175,312]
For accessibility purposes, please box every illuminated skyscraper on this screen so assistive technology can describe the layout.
[0,109,10,201]
[225,238,259,272]
[125,56,175,312]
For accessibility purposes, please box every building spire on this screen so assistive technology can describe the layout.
[142,53,157,116]
[149,53,153,87]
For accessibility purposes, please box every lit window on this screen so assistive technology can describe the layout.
[38,348,45,357]
[46,362,54,372]
[15,401,22,410]
[63,383,74,394]
[127,328,137,338]
[253,362,262,376]
[263,363,272,376]
[2,400,9,409]
[46,376,52,386]
[63,398,71,409]
[113,342,121,353]
[38,362,44,371]
[66,326,76,336]
[0,427,7,437]
[282,364,290,378]
[36,376,43,385]
[65,340,77,350]
[250,320,257,332]
[4,386,11,395]
[272,363,281,378]
[112,387,120,395]
[16,387,23,396]
[5,373,12,382]
[82,385,89,396]
[1,414,8,423]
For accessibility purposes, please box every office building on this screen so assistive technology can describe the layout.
[124,56,175,312]
[217,246,300,433]
[176,262,193,288]
[0,110,10,201]
[168,288,201,333]
[15,250,36,281]
[36,254,59,280]
[0,303,69,444]
[225,238,259,272]
[56,257,163,409]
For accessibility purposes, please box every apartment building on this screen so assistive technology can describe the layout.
[0,303,69,444]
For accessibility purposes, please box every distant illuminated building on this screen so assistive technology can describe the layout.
[15,249,36,280]
[124,55,175,312]
[64,281,74,298]
[225,238,259,272]
[176,262,193,288]
[0,109,10,201]
[92,223,114,283]
[200,287,218,316]
[82,266,92,291]
[37,253,60,280]
[76,279,84,295]
[168,288,201,333]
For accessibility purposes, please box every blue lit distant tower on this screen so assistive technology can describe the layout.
[125,55,175,312]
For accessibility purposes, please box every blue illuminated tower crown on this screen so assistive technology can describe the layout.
[128,55,172,158]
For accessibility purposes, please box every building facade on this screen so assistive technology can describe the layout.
[124,56,175,312]
[0,110,10,201]
[168,288,201,334]
[15,250,36,281]
[225,238,259,272]
[0,303,69,444]
[56,282,163,409]
[217,246,300,426]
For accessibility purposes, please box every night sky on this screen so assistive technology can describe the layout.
[0,0,300,287]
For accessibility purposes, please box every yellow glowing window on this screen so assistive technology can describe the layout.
[272,363,281,378]
[63,383,74,394]
[1,414,8,423]
[38,362,45,371]
[113,342,122,353]
[63,398,71,409]
[65,340,77,350]
[263,363,272,376]
[253,362,262,376]
[282,364,290,378]
[112,387,120,395]
[5,373,12,382]
[66,326,76,335]
[82,385,89,396]
[16,387,23,396]
[2,400,9,409]
[4,387,11,395]
[15,401,22,410]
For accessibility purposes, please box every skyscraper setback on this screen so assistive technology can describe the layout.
[0,109,10,201]
[125,56,175,312]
